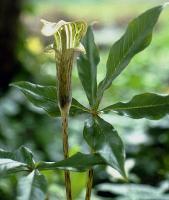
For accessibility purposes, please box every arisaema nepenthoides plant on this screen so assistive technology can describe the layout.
[40,19,87,200]
[0,3,167,200]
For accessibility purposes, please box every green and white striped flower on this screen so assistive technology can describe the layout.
[41,19,87,61]
[41,19,87,110]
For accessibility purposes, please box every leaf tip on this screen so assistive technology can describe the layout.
[163,2,169,8]
[9,83,14,87]
[9,82,18,88]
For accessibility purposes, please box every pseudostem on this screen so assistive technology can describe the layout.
[57,51,74,200]
[61,109,72,200]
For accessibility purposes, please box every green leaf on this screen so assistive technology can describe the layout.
[0,146,35,174]
[96,5,164,106]
[84,116,126,178]
[0,158,27,175]
[17,170,47,200]
[37,152,105,172]
[71,98,90,116]
[102,93,169,120]
[77,26,100,107]
[10,81,89,117]
[96,183,169,200]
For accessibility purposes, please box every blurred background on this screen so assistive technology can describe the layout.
[0,0,169,199]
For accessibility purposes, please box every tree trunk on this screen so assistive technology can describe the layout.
[0,0,22,95]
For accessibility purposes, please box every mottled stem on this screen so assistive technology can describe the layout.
[61,109,72,200]
[85,168,94,200]
[56,50,74,200]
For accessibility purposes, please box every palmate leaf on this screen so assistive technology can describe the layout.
[0,146,105,174]
[17,170,47,200]
[10,81,89,117]
[0,146,34,174]
[83,116,126,179]
[77,25,100,107]
[102,93,169,120]
[37,152,105,172]
[96,5,164,106]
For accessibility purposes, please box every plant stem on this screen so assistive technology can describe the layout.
[85,168,94,200]
[56,51,74,200]
[61,109,72,200]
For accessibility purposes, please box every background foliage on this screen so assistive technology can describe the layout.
[0,0,169,199]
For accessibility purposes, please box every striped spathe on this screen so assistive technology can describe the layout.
[41,19,87,59]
